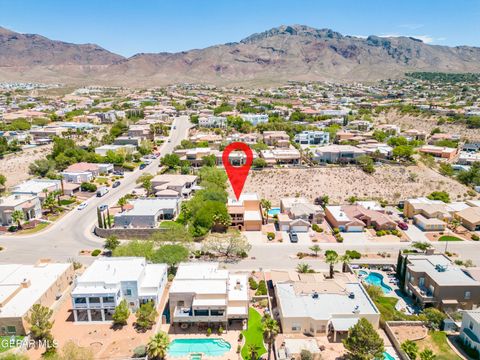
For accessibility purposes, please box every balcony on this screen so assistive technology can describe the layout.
[408,283,436,303]
[173,307,226,323]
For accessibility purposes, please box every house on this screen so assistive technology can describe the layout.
[114,198,180,228]
[94,144,136,156]
[294,130,330,145]
[428,133,461,144]
[174,148,221,167]
[114,136,142,147]
[280,197,324,224]
[228,193,263,231]
[260,149,301,166]
[402,129,427,141]
[459,311,480,354]
[272,271,380,341]
[347,120,373,131]
[11,179,61,201]
[0,260,74,335]
[263,131,290,148]
[198,116,227,128]
[169,262,249,327]
[151,174,198,199]
[413,214,446,231]
[225,133,260,145]
[455,207,480,231]
[357,143,393,159]
[312,145,366,164]
[128,124,153,140]
[325,205,396,232]
[71,257,168,322]
[403,197,454,220]
[61,162,113,183]
[0,194,42,226]
[397,251,480,310]
[277,214,311,232]
[419,145,458,160]
[240,114,268,126]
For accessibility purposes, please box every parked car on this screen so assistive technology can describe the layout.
[98,204,108,211]
[173,126,176,129]
[398,222,409,230]
[112,181,121,188]
[289,231,299,243]
[77,202,88,210]
[139,163,147,170]
[113,170,124,176]
[96,187,109,197]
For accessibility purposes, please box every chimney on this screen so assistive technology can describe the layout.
[21,278,31,288]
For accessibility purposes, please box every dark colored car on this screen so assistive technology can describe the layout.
[113,170,124,176]
[398,222,409,230]
[289,231,299,243]
[112,181,121,188]
[98,204,108,211]
[139,163,147,170]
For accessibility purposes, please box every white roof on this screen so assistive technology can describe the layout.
[228,274,249,301]
[244,210,262,221]
[0,263,71,318]
[12,179,60,194]
[330,317,359,331]
[326,205,351,222]
[228,193,259,206]
[120,198,179,216]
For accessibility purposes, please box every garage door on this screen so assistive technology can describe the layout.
[347,226,363,232]
[291,225,308,232]
[280,224,290,231]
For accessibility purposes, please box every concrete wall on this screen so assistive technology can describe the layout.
[94,226,166,239]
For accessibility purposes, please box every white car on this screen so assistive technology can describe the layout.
[77,202,88,210]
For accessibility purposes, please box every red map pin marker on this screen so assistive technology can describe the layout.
[222,142,253,200]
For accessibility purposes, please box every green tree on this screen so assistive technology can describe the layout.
[202,154,217,167]
[261,199,272,223]
[152,244,189,274]
[412,242,432,251]
[137,173,154,195]
[357,155,375,174]
[117,196,128,212]
[427,191,450,203]
[421,308,446,330]
[0,174,6,193]
[147,331,170,360]
[135,300,158,330]
[340,254,352,272]
[112,299,130,326]
[26,304,54,341]
[160,153,181,169]
[29,158,56,177]
[252,158,267,168]
[11,210,24,229]
[247,344,260,360]
[401,340,419,360]
[343,318,384,360]
[201,232,251,258]
[392,145,414,161]
[262,315,280,360]
[364,284,383,302]
[419,349,436,360]
[309,245,321,257]
[325,250,339,278]
[296,263,313,273]
[104,235,120,251]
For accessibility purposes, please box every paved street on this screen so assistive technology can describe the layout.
[0,116,192,264]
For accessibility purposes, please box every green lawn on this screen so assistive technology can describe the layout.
[438,236,463,242]
[415,331,461,360]
[241,308,267,360]
[374,296,418,322]
[0,336,24,352]
[18,222,49,234]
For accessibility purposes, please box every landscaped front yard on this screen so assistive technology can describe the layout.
[241,307,266,360]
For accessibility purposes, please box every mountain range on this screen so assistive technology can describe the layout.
[1,24,480,86]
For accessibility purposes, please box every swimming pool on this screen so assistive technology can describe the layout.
[362,271,392,294]
[383,351,396,360]
[268,207,281,216]
[168,338,231,357]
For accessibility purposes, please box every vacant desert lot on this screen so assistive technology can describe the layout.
[239,164,473,204]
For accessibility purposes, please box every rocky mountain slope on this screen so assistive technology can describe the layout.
[0,24,479,86]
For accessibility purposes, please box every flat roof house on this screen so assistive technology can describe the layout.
[151,174,198,199]
[0,261,74,335]
[263,131,290,148]
[169,263,249,328]
[455,206,480,231]
[324,205,365,232]
[71,257,167,322]
[312,145,366,164]
[397,252,480,311]
[11,179,61,201]
[272,271,380,341]
[240,114,268,126]
[94,144,136,156]
[0,194,42,226]
[459,310,480,353]
[280,197,324,224]
[114,198,180,228]
[260,149,301,165]
[419,145,458,160]
[294,130,330,145]
[227,193,263,231]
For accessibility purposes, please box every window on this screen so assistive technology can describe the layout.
[470,321,474,330]
[89,297,100,304]
[193,309,209,316]
[291,324,301,331]
[465,291,471,300]
[177,300,185,307]
[103,296,115,303]
[74,297,86,304]
[210,309,224,316]
[6,326,16,335]
[125,289,132,296]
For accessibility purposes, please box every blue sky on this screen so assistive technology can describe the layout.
[0,0,479,57]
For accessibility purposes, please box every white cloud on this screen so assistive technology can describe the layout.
[398,24,424,30]
[379,33,444,44]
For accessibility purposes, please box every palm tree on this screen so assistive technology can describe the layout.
[11,210,24,229]
[247,344,260,360]
[262,315,280,360]
[296,263,312,274]
[325,250,339,278]
[340,254,351,273]
[449,218,461,233]
[309,245,321,257]
[146,331,170,360]
[117,196,127,212]
[261,199,272,224]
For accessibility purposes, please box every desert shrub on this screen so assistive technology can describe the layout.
[255,280,267,296]
[249,277,258,290]
[81,182,97,192]
[91,249,102,256]
[346,250,361,259]
[312,224,323,232]
[267,232,275,241]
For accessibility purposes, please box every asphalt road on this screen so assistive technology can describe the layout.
[0,115,192,264]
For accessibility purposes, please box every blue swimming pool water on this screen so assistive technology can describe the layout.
[363,271,392,294]
[383,351,396,360]
[268,207,281,216]
[168,338,231,357]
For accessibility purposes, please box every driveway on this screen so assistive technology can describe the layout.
[341,231,370,244]
[403,224,429,242]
